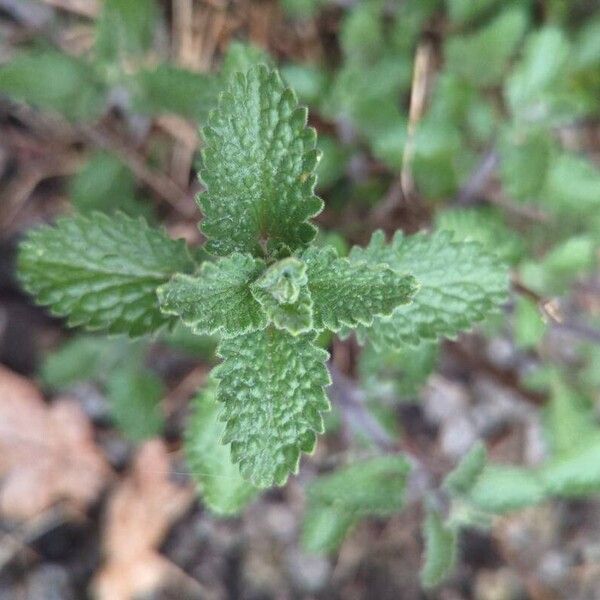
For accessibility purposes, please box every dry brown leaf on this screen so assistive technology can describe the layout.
[92,439,196,600]
[0,364,112,520]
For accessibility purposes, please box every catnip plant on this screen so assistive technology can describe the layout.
[18,65,509,584]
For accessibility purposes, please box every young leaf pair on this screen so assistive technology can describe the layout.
[18,65,509,491]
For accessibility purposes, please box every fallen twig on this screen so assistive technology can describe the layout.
[79,125,195,217]
[455,148,499,205]
[38,0,99,18]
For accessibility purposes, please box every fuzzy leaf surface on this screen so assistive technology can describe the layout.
[198,65,323,257]
[17,213,194,336]
[350,230,509,349]
[302,246,418,332]
[214,328,330,487]
[157,254,266,338]
[185,383,257,515]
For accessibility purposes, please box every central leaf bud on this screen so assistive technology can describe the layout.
[253,258,308,305]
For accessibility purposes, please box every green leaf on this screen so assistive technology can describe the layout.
[301,505,356,554]
[468,465,546,513]
[281,64,329,107]
[506,27,572,120]
[281,0,325,19]
[95,0,157,62]
[40,334,132,390]
[573,16,600,70]
[185,382,257,515]
[359,340,438,399]
[541,437,600,497]
[434,206,524,265]
[340,0,384,64]
[324,60,409,170]
[157,253,267,339]
[130,65,220,122]
[520,235,596,295]
[302,246,418,333]
[443,442,487,497]
[314,135,348,191]
[135,41,266,126]
[307,455,411,514]
[412,119,468,199]
[198,65,323,257]
[0,50,102,120]
[499,129,553,201]
[445,6,528,87]
[350,230,509,349]
[251,257,307,304]
[214,327,330,487]
[544,153,600,215]
[545,375,596,458]
[106,365,164,441]
[581,344,600,392]
[390,1,439,54]
[302,454,410,554]
[420,507,457,588]
[446,0,500,25]
[514,296,546,349]
[250,258,313,335]
[161,322,216,359]
[220,42,272,81]
[540,235,596,276]
[18,212,194,336]
[69,151,149,217]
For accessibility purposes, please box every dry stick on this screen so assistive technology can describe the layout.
[487,190,551,222]
[198,4,227,73]
[79,125,193,217]
[0,154,83,230]
[512,277,600,346]
[2,100,193,218]
[172,0,195,67]
[455,148,500,205]
[162,365,208,416]
[554,321,600,345]
[400,39,434,203]
[372,39,433,225]
[39,0,99,18]
[454,148,550,221]
[328,364,395,451]
[511,277,562,323]
[327,364,433,504]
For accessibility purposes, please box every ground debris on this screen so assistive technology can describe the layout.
[92,439,198,600]
[0,364,111,521]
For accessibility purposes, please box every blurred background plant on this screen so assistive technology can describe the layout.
[0,0,599,598]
